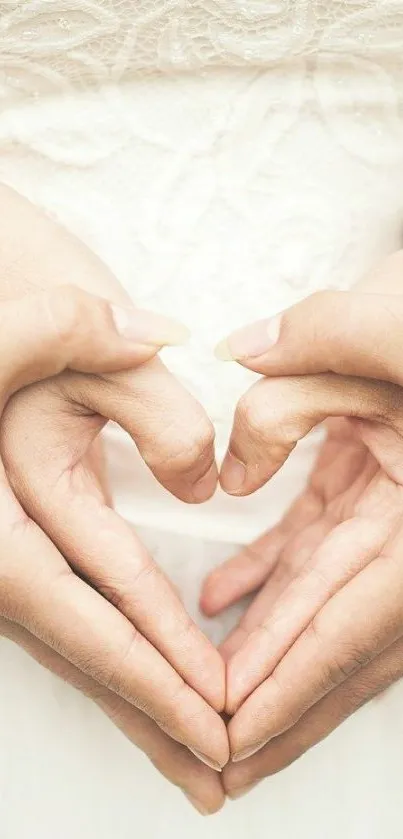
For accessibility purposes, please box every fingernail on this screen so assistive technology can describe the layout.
[111,304,190,347]
[231,743,264,763]
[183,793,210,816]
[214,338,233,361]
[220,451,246,494]
[189,748,223,772]
[192,463,218,502]
[215,315,282,361]
[228,782,259,800]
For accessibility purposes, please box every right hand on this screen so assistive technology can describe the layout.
[0,185,227,814]
[200,253,403,798]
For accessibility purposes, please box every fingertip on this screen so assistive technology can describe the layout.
[223,754,262,798]
[183,793,210,816]
[183,792,225,816]
[214,316,282,366]
[182,755,227,816]
[219,452,247,496]
[150,461,218,507]
[226,781,260,801]
[183,784,226,816]
[219,454,268,498]
[199,571,231,617]
[111,304,191,348]
[191,462,219,503]
[204,713,230,769]
[209,797,227,815]
[199,592,221,618]
[214,338,235,362]
[227,711,266,765]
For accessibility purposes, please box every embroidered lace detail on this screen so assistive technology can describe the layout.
[0,2,402,100]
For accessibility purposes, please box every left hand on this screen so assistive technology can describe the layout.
[0,184,228,809]
[0,288,224,814]
[201,252,403,797]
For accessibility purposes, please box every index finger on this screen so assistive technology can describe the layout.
[77,360,218,504]
[2,380,224,713]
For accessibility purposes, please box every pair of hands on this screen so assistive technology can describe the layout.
[2,185,403,814]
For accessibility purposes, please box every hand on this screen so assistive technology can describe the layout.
[0,286,225,813]
[201,252,403,797]
[0,185,227,813]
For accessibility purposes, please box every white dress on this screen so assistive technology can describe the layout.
[1,2,403,837]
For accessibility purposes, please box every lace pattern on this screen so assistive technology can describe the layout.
[0,2,402,96]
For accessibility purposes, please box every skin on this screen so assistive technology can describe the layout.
[6,186,403,812]
[200,253,403,798]
[0,185,227,815]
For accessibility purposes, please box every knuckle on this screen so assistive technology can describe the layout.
[307,615,326,649]
[141,678,191,739]
[301,290,339,351]
[92,689,126,720]
[278,709,303,734]
[320,657,352,689]
[182,420,215,471]
[309,619,371,690]
[321,653,364,689]
[0,615,18,639]
[0,573,15,620]
[276,416,304,449]
[99,557,158,613]
[102,630,142,696]
[305,561,332,594]
[268,670,302,731]
[47,285,85,345]
[237,390,268,441]
[276,379,318,435]
[241,543,266,566]
[173,608,195,649]
[333,683,368,718]
[375,382,403,424]
[160,680,190,731]
[237,381,305,449]
[47,285,104,352]
[156,413,215,477]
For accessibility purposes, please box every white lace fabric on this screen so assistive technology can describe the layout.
[0,2,403,541]
[1,1,403,93]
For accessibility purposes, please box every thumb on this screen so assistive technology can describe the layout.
[214,289,403,386]
[0,285,188,407]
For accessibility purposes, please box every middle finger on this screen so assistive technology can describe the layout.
[228,523,403,761]
[0,498,229,768]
